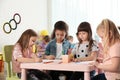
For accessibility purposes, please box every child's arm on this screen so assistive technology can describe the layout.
[17,50,42,63]
[44,42,56,60]
[95,57,120,72]
[95,43,120,72]
[17,57,42,63]
[74,51,97,62]
[44,55,55,60]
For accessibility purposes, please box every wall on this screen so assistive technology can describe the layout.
[0,0,48,52]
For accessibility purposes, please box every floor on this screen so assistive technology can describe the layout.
[0,72,5,80]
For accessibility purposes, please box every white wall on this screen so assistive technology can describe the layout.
[51,0,120,43]
[0,0,48,51]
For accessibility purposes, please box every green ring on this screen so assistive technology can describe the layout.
[3,22,12,34]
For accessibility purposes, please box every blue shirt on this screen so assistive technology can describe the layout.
[45,39,71,56]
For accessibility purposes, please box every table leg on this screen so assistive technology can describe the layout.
[84,71,90,80]
[21,68,26,80]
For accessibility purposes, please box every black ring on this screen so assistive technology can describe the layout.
[9,19,17,30]
[3,22,12,34]
[13,13,21,24]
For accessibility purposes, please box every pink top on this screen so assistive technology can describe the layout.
[103,42,120,80]
[12,43,32,73]
[98,43,104,58]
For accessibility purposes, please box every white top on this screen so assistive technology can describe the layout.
[72,42,98,58]
[56,43,63,59]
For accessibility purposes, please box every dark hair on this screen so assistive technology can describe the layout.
[66,35,73,40]
[76,22,94,52]
[17,29,38,52]
[118,26,120,31]
[43,35,51,42]
[51,21,69,39]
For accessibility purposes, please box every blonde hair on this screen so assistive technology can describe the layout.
[97,19,120,54]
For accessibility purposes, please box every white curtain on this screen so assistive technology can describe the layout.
[50,0,120,42]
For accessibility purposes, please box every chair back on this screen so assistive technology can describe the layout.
[3,45,20,80]
[3,45,13,62]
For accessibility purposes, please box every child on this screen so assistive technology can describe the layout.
[39,29,49,41]
[45,21,71,59]
[12,29,52,80]
[36,30,49,46]
[91,19,120,80]
[70,22,99,80]
[37,35,51,57]
[66,35,73,44]
[45,21,73,80]
[66,35,75,55]
[66,35,75,49]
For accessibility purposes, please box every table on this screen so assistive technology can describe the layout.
[20,60,95,80]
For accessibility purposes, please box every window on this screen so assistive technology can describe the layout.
[49,0,120,42]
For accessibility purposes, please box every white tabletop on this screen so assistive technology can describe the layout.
[21,60,95,71]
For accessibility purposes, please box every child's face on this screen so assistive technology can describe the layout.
[29,36,37,47]
[55,30,66,42]
[77,31,88,42]
[69,38,73,43]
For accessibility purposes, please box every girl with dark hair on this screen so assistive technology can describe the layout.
[70,22,99,80]
[45,21,70,59]
[45,21,73,80]
[51,21,68,39]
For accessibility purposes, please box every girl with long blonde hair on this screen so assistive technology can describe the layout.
[91,19,120,80]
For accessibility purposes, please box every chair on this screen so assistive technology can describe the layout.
[2,45,20,80]
[0,53,3,72]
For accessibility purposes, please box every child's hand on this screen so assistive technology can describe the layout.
[69,54,74,61]
[37,46,43,52]
[46,55,55,60]
[73,58,82,62]
[31,53,37,58]
[73,58,79,62]
[34,57,42,62]
[96,57,103,63]
[89,61,99,68]
[94,61,99,68]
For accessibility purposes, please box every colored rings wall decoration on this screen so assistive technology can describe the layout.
[3,13,21,34]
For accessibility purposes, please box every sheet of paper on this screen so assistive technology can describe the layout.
[42,59,62,64]
[75,61,95,64]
